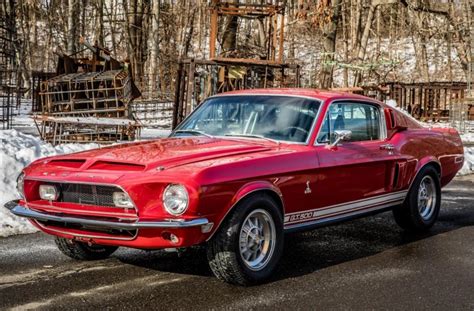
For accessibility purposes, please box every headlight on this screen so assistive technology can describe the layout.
[163,184,189,215]
[39,185,59,201]
[17,172,25,199]
[112,192,134,208]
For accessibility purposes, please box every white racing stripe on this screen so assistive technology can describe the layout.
[285,200,405,230]
[284,191,407,227]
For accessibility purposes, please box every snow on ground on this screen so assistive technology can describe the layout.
[140,128,171,140]
[459,147,474,176]
[0,129,99,237]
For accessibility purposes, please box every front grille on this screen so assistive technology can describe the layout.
[54,183,124,207]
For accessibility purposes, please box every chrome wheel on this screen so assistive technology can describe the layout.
[417,175,437,220]
[239,209,276,271]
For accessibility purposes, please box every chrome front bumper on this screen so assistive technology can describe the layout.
[4,200,209,230]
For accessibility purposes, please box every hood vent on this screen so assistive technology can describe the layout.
[88,161,145,171]
[48,159,86,168]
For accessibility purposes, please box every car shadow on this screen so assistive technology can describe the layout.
[115,182,474,284]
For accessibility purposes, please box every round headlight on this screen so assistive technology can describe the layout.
[17,172,25,199]
[163,184,189,215]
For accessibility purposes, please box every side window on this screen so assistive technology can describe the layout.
[317,102,381,143]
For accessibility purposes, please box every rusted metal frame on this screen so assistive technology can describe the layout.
[209,5,218,59]
[207,57,289,67]
[39,86,125,96]
[272,14,277,62]
[177,64,188,124]
[180,58,290,67]
[185,59,196,118]
[49,107,127,116]
[295,65,300,88]
[172,62,183,129]
[52,121,58,145]
[264,66,268,88]
[216,5,281,16]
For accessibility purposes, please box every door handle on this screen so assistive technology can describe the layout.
[380,143,395,151]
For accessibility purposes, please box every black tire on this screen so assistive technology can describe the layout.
[393,165,441,232]
[55,237,118,260]
[207,193,284,286]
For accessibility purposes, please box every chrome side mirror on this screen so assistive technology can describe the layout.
[331,130,352,147]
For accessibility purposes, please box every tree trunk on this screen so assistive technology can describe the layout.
[320,0,342,89]
[353,0,397,86]
[95,0,105,46]
[221,1,239,56]
[149,0,161,96]
[66,0,78,54]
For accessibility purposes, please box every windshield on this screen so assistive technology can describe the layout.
[173,95,321,143]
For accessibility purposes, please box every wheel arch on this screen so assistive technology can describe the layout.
[206,181,285,241]
[408,158,442,194]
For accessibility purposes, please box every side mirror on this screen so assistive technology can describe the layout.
[331,130,352,147]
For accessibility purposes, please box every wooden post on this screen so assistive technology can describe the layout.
[209,1,219,59]
[272,14,277,62]
[278,8,285,64]
[186,59,196,117]
[172,62,183,129]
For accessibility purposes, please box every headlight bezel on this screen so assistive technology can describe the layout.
[163,184,189,216]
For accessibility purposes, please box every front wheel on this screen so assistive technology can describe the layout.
[55,237,118,260]
[207,194,283,285]
[393,166,441,232]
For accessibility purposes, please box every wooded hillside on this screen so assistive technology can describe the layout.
[10,0,473,96]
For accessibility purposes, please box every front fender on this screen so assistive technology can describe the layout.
[230,180,283,209]
[206,180,284,241]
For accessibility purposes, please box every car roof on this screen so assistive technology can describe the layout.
[213,88,384,104]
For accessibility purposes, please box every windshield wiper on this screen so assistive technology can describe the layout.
[173,130,214,138]
[224,134,280,144]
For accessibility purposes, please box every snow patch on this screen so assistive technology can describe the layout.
[458,147,474,176]
[0,129,99,237]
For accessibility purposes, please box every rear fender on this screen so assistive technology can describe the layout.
[407,157,441,193]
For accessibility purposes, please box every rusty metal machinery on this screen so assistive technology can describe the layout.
[173,58,300,128]
[386,82,468,122]
[34,115,140,145]
[37,40,141,145]
[209,0,286,63]
[173,1,299,128]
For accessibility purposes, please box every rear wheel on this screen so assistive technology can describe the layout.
[55,237,118,260]
[393,166,441,232]
[207,193,283,285]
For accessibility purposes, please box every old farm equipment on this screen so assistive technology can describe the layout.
[172,0,300,128]
[36,39,141,145]
[385,82,470,123]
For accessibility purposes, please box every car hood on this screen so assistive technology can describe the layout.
[38,137,273,172]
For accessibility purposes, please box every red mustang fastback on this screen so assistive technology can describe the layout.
[5,89,464,285]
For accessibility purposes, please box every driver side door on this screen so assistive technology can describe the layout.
[311,100,403,219]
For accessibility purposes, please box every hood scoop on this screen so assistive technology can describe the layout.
[47,159,86,168]
[87,161,146,171]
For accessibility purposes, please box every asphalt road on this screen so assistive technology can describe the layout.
[1,175,473,310]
